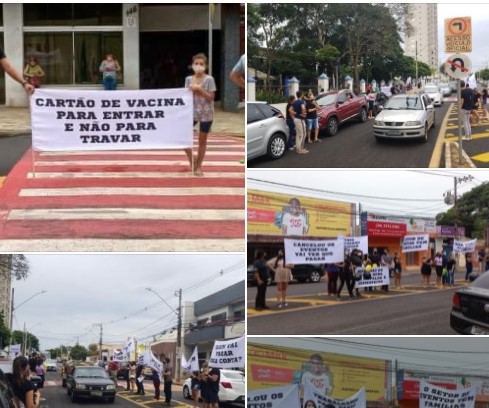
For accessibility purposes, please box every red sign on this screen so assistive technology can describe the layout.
[247,208,276,223]
[367,221,407,237]
[402,379,457,400]
[250,364,295,384]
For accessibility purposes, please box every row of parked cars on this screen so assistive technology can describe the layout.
[247,263,325,286]
[248,83,454,161]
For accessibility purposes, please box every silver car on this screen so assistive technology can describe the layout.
[424,85,444,106]
[373,94,435,143]
[247,102,289,161]
[438,83,452,97]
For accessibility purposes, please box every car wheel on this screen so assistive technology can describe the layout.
[266,133,286,160]
[71,391,77,403]
[359,107,368,123]
[327,117,338,136]
[309,270,321,283]
[183,385,191,400]
[421,124,428,143]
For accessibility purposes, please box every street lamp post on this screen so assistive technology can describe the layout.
[145,287,183,382]
[8,290,47,356]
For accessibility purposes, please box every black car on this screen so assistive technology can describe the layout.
[66,366,116,403]
[0,369,19,408]
[247,263,325,286]
[450,270,489,335]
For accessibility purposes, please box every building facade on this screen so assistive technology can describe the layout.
[0,4,244,110]
[404,4,438,70]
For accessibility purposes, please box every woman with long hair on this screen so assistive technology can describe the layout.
[10,356,40,408]
[267,249,292,308]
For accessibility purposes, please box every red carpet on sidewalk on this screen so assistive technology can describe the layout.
[0,134,245,251]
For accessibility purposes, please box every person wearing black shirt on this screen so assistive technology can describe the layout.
[8,356,40,408]
[206,366,220,408]
[253,250,270,311]
[460,80,474,140]
[0,47,35,95]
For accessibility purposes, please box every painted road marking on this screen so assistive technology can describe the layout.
[470,152,489,162]
[445,131,489,141]
[27,171,244,179]
[34,159,243,166]
[0,239,244,252]
[8,208,244,221]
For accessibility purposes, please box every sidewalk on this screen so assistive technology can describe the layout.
[116,380,190,407]
[0,104,245,137]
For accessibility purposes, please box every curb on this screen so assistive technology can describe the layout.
[445,142,476,168]
[429,103,451,168]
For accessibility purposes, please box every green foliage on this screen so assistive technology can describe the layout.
[0,255,30,281]
[0,312,11,349]
[70,345,88,361]
[478,68,489,81]
[12,330,39,352]
[256,89,287,104]
[436,182,489,238]
[88,343,99,357]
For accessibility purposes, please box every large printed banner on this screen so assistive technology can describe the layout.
[453,239,477,253]
[304,379,366,408]
[284,238,344,264]
[209,336,245,368]
[141,349,164,375]
[341,236,368,254]
[247,189,354,237]
[402,234,429,253]
[353,267,389,288]
[419,381,476,408]
[247,384,300,408]
[248,343,390,401]
[9,344,21,358]
[182,346,199,373]
[31,88,193,151]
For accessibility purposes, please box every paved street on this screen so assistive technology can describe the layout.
[247,272,466,335]
[248,102,452,168]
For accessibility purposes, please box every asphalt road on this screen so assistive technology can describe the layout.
[247,272,463,335]
[248,103,451,168]
[0,134,31,176]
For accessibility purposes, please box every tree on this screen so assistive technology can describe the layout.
[0,312,11,350]
[11,330,39,353]
[88,343,99,357]
[0,255,30,280]
[436,182,489,238]
[70,345,88,361]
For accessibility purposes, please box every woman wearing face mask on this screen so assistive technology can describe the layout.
[184,53,216,177]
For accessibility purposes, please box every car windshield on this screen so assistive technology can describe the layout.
[75,368,108,379]
[316,94,336,106]
[384,96,422,111]
[425,87,438,93]
[471,271,489,289]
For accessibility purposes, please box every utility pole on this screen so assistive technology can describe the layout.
[93,323,103,361]
[453,175,474,237]
[176,288,182,383]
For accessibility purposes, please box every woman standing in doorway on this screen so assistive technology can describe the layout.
[184,53,216,177]
[99,53,121,90]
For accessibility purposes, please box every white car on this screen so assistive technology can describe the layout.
[182,369,245,403]
[373,93,436,143]
[438,83,452,97]
[44,359,57,372]
[424,85,444,106]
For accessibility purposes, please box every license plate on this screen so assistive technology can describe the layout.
[470,325,489,335]
[387,130,401,136]
[91,391,103,397]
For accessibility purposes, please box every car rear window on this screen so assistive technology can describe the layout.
[247,103,266,124]
[258,103,282,118]
[471,271,489,289]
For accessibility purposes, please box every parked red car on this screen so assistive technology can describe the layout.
[316,90,368,136]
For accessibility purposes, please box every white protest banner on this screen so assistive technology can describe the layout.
[247,384,300,408]
[304,379,366,408]
[142,349,163,375]
[112,349,125,362]
[402,234,429,253]
[9,344,21,358]
[284,238,345,264]
[123,337,135,358]
[31,88,193,151]
[341,236,369,254]
[182,346,199,373]
[453,239,477,253]
[419,381,476,408]
[353,266,389,288]
[209,336,245,368]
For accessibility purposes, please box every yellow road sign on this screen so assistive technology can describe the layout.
[445,16,472,52]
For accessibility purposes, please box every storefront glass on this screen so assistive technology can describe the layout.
[24,4,121,26]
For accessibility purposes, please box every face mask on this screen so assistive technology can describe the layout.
[192,65,205,74]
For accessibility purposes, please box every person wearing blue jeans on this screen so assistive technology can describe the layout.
[447,254,456,286]
[99,53,121,91]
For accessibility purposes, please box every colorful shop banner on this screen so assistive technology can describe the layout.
[341,236,369,254]
[419,381,476,408]
[31,88,193,151]
[284,238,345,264]
[247,190,354,237]
[209,336,245,368]
[436,226,466,236]
[367,213,436,233]
[247,384,300,408]
[453,239,477,253]
[304,379,366,408]
[402,234,429,253]
[247,343,391,401]
[9,344,21,358]
[353,267,389,288]
[367,221,407,237]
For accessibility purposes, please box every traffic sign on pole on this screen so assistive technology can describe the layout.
[445,53,472,79]
[445,16,472,52]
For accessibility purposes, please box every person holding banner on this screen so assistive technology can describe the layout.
[393,252,402,289]
[447,253,457,287]
[0,47,35,95]
[135,364,145,395]
[465,252,473,281]
[190,370,201,408]
[163,357,173,405]
[128,361,136,392]
[184,53,216,177]
[337,251,354,300]
[434,252,444,289]
[206,365,221,408]
[151,369,161,401]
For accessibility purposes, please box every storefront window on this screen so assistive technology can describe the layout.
[24,32,123,85]
[24,4,121,26]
